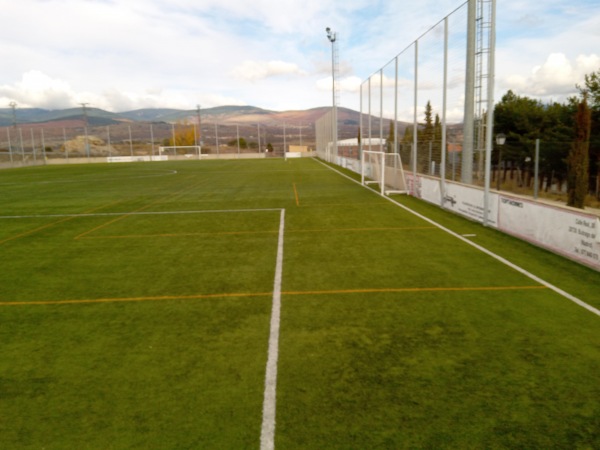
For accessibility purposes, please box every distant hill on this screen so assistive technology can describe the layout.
[117,106,274,123]
[118,109,188,122]
[0,104,369,129]
[0,107,123,126]
[0,104,427,153]
[0,105,419,149]
[0,108,48,126]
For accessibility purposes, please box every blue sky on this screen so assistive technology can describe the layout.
[0,0,598,113]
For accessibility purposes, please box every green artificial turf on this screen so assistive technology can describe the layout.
[1,158,598,449]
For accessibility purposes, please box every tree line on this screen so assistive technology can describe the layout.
[379,68,599,208]
[494,69,599,207]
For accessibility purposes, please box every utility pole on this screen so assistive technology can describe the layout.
[257,123,261,152]
[10,102,24,159]
[80,102,90,158]
[9,101,17,128]
[196,105,202,147]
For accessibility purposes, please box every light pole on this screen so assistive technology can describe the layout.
[196,105,202,158]
[80,102,90,158]
[196,105,202,146]
[495,133,506,191]
[9,101,17,128]
[326,27,338,161]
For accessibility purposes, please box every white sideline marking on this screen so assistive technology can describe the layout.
[260,209,285,450]
[316,159,600,318]
[0,208,283,220]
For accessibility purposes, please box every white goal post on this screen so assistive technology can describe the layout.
[158,146,203,158]
[361,150,408,195]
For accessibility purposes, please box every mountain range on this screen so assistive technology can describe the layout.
[0,105,361,128]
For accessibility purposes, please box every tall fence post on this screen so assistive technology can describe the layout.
[379,69,384,152]
[63,128,68,161]
[359,82,363,167]
[31,129,36,162]
[128,125,133,157]
[440,16,449,205]
[150,124,155,156]
[483,0,497,227]
[412,41,418,188]
[462,0,477,184]
[7,128,13,163]
[534,138,540,199]
[394,57,399,155]
[368,77,372,153]
[41,129,47,162]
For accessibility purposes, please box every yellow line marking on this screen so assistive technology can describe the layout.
[0,200,124,246]
[0,285,547,306]
[0,292,272,306]
[293,182,300,206]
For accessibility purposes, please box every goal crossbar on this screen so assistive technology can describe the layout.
[361,150,408,196]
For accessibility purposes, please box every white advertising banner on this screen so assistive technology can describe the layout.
[358,168,599,271]
[498,195,600,270]
[409,175,498,227]
[107,156,149,163]
[337,156,361,175]
[418,176,442,205]
[107,156,168,163]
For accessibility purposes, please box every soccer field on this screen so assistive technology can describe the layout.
[1,158,599,449]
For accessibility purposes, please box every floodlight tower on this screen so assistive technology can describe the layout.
[326,27,339,160]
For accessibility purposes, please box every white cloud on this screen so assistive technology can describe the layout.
[0,71,77,109]
[0,70,245,111]
[500,53,600,100]
[316,75,362,93]
[339,76,362,93]
[232,61,307,81]
[0,0,599,112]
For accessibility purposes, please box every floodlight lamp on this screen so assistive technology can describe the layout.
[326,27,336,42]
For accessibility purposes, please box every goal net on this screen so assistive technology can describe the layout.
[361,150,408,195]
[158,146,203,157]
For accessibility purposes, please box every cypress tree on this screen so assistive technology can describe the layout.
[567,96,591,208]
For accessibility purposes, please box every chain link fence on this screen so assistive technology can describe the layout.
[0,120,316,165]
